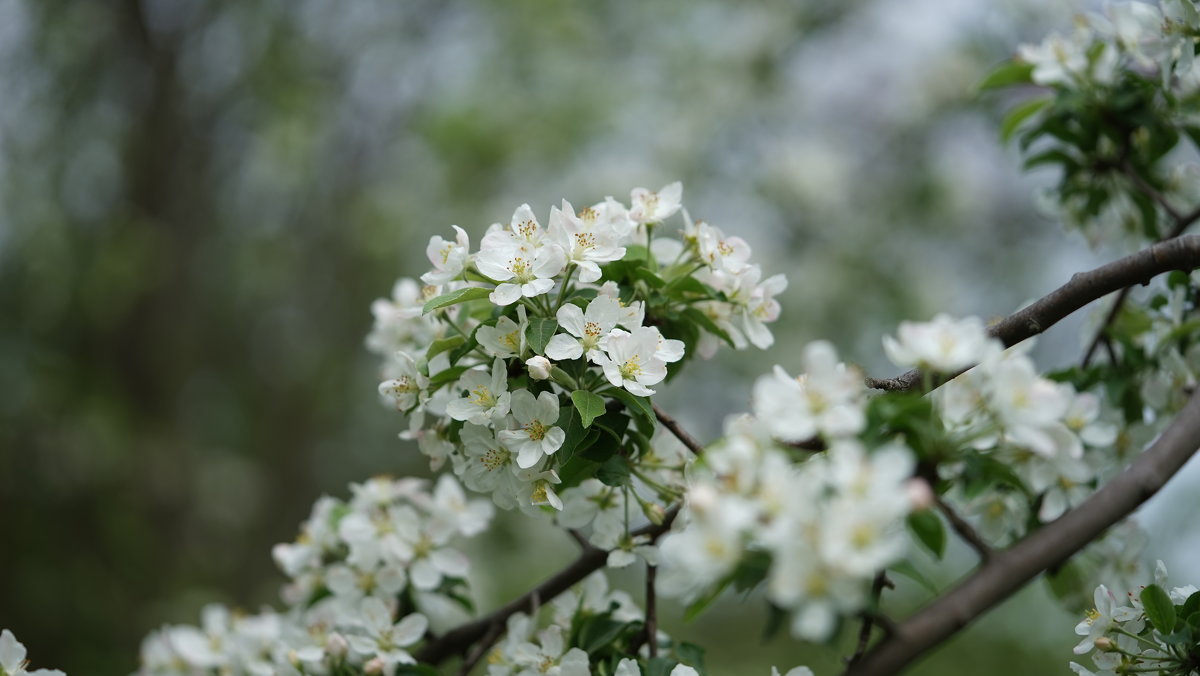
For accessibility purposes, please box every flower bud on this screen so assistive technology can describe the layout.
[527,355,553,380]
[326,632,349,658]
[365,657,387,674]
[643,502,666,525]
[1094,636,1116,652]
[904,478,935,511]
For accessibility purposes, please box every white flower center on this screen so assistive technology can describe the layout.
[524,419,548,441]
[619,355,644,380]
[469,385,496,408]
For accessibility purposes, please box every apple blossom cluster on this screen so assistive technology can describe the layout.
[553,426,690,569]
[876,314,1119,532]
[655,340,921,642]
[0,631,62,676]
[135,475,493,675]
[1070,562,1200,676]
[367,182,785,522]
[1016,1,1198,90]
[997,0,1200,242]
[483,571,812,676]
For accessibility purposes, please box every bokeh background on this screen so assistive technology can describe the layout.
[4,0,1198,673]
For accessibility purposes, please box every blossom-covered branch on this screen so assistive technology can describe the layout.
[844,390,1200,676]
[867,234,1200,392]
[415,507,680,665]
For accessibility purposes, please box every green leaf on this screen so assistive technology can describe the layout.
[1142,584,1176,634]
[763,603,788,642]
[1000,96,1052,143]
[681,307,735,348]
[571,390,607,428]
[428,365,471,388]
[556,406,594,465]
[1045,561,1091,613]
[732,550,772,592]
[577,615,628,653]
[889,560,939,595]
[907,511,947,559]
[605,388,655,426]
[426,335,465,361]
[1023,149,1080,171]
[684,577,731,621]
[676,642,708,675]
[978,60,1035,91]
[1182,590,1200,620]
[596,455,631,487]
[422,286,492,313]
[663,273,709,297]
[526,318,558,354]
[646,658,681,676]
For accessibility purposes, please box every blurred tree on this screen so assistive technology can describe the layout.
[0,0,1095,672]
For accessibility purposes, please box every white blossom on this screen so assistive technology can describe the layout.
[498,389,566,469]
[595,327,669,396]
[421,225,471,286]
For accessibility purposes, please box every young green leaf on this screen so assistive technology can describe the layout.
[422,286,492,313]
[907,511,947,560]
[596,455,631,487]
[1000,96,1052,143]
[571,390,607,428]
[1141,584,1176,634]
[978,60,1035,91]
[526,318,558,354]
[426,335,465,361]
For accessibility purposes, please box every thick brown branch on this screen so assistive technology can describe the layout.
[933,495,993,561]
[416,505,681,665]
[867,235,1200,392]
[844,390,1200,676]
[653,403,705,455]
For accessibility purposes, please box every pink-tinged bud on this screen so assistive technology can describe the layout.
[644,502,666,525]
[326,632,349,658]
[365,657,387,674]
[1094,636,1116,652]
[527,355,553,380]
[904,478,935,511]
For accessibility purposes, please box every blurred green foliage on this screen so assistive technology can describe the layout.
[0,0,1093,673]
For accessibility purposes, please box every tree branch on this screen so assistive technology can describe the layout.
[416,505,681,665]
[933,494,993,562]
[843,389,1200,676]
[653,403,705,455]
[1079,164,1200,367]
[847,572,894,665]
[866,235,1200,392]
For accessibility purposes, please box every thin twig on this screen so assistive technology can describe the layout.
[843,390,1200,675]
[642,565,659,658]
[1081,286,1132,368]
[847,572,894,665]
[868,235,1200,392]
[567,529,591,550]
[456,620,505,676]
[653,403,705,455]
[933,495,993,561]
[1079,164,1200,367]
[416,505,682,665]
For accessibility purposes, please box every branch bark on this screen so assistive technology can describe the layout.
[867,235,1200,392]
[653,404,705,455]
[1078,164,1200,367]
[843,389,1200,676]
[416,505,681,665]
